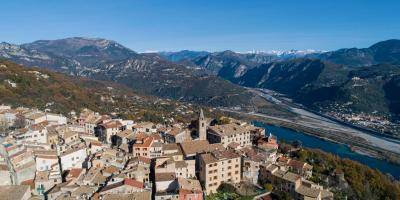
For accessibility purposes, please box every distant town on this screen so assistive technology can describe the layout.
[0,105,334,200]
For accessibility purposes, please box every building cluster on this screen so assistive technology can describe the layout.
[324,107,400,135]
[0,105,333,200]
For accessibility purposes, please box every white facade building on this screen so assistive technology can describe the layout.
[60,146,87,170]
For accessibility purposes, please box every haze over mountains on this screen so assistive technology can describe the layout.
[1,37,400,135]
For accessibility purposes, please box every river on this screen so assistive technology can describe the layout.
[254,122,400,180]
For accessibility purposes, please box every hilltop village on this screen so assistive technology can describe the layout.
[0,105,333,200]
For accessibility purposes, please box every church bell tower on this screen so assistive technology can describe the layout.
[198,109,207,140]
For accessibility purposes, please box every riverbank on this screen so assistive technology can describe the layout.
[257,115,400,165]
[219,108,400,166]
[256,122,400,180]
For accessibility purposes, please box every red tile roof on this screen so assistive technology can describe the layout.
[124,178,144,189]
[133,136,154,148]
[99,120,122,129]
[21,179,35,189]
[138,156,151,164]
[68,168,83,178]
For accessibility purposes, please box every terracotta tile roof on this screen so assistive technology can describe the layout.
[282,171,301,182]
[200,153,218,164]
[256,194,272,200]
[67,168,84,179]
[21,179,35,189]
[180,140,224,157]
[155,172,176,182]
[0,185,31,200]
[228,142,240,149]
[288,159,306,169]
[133,122,154,129]
[212,149,240,160]
[133,136,154,148]
[0,164,8,171]
[100,181,124,193]
[179,189,203,197]
[35,150,58,159]
[124,178,144,189]
[162,143,180,151]
[61,144,86,156]
[100,178,144,193]
[91,141,103,146]
[208,123,250,137]
[165,127,185,136]
[137,156,151,164]
[101,192,151,200]
[134,132,147,140]
[116,129,134,139]
[296,184,321,198]
[177,178,202,192]
[277,156,289,164]
[103,166,119,175]
[99,120,122,129]
[71,185,96,197]
[36,154,58,159]
[152,134,162,140]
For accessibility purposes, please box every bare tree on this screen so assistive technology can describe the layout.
[13,115,26,129]
[0,120,8,134]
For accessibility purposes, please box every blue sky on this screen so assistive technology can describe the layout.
[1,0,400,52]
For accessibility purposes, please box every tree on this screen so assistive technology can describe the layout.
[217,117,231,125]
[13,115,26,129]
[0,120,8,134]
[264,183,273,192]
[217,183,236,193]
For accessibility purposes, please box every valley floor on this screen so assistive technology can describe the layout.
[219,89,400,165]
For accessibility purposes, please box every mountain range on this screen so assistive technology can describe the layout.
[0,59,232,124]
[1,37,400,132]
[161,40,400,134]
[0,59,145,116]
[0,37,269,109]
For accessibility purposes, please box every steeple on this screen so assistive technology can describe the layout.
[198,108,207,140]
[199,108,204,120]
